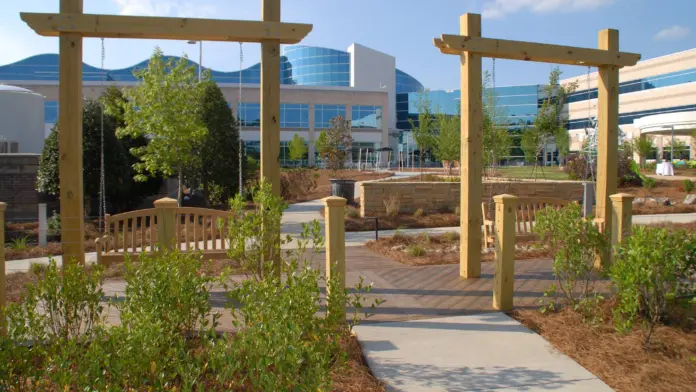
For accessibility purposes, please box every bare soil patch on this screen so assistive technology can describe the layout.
[365,233,552,266]
[515,303,696,392]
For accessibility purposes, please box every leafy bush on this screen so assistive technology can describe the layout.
[684,179,694,193]
[642,176,656,190]
[645,161,657,170]
[345,205,361,219]
[47,210,61,236]
[406,244,425,257]
[228,180,289,280]
[688,160,696,169]
[610,227,696,347]
[383,195,401,217]
[413,207,425,218]
[567,148,641,187]
[535,203,609,312]
[444,231,459,243]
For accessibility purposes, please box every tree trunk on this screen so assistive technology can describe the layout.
[419,148,423,181]
[177,168,183,206]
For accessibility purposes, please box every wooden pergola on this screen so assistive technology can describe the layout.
[21,0,312,264]
[433,13,640,278]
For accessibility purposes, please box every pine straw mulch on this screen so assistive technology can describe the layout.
[365,233,552,266]
[514,301,696,392]
[332,334,385,392]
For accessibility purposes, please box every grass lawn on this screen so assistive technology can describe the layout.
[494,166,570,181]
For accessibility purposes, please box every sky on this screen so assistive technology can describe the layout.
[1,0,693,90]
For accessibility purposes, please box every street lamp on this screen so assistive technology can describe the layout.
[187,40,202,81]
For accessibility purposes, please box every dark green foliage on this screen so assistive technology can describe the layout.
[535,203,609,312]
[611,227,696,346]
[36,98,160,213]
[193,81,242,204]
[684,179,694,193]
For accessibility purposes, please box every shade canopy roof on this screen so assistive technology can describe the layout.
[634,111,696,136]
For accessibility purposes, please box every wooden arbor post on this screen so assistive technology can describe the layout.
[20,1,312,263]
[433,13,640,279]
[59,0,85,265]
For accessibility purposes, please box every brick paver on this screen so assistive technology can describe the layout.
[98,246,555,329]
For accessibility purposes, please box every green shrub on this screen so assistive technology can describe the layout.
[413,207,425,218]
[406,244,425,257]
[685,179,694,193]
[47,210,61,236]
[8,235,29,251]
[444,231,459,243]
[642,176,656,190]
[345,206,361,219]
[534,203,609,312]
[645,161,657,170]
[610,227,696,347]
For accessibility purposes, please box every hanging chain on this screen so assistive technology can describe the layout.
[99,38,107,233]
[238,43,244,197]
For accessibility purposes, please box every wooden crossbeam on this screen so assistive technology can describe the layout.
[434,35,640,67]
[20,13,313,44]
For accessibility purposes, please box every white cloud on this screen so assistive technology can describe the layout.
[112,0,216,18]
[483,0,614,19]
[654,25,690,41]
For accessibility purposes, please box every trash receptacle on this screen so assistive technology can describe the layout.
[329,179,356,204]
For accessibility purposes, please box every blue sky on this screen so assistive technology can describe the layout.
[1,0,693,89]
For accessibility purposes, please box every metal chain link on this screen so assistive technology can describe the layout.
[99,38,107,233]
[238,43,244,197]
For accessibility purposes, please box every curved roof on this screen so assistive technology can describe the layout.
[0,84,33,93]
[0,46,426,91]
[634,111,696,135]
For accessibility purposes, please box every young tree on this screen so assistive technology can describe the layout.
[116,48,207,205]
[520,68,577,170]
[482,71,511,168]
[288,134,308,162]
[317,116,352,174]
[631,136,653,168]
[193,80,241,204]
[408,90,437,178]
[435,113,460,175]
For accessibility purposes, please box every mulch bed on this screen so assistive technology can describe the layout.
[341,207,460,232]
[332,334,385,392]
[365,233,552,266]
[514,302,696,392]
[286,169,393,204]
[621,179,696,215]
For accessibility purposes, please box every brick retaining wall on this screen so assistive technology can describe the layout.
[360,180,585,216]
[0,154,40,222]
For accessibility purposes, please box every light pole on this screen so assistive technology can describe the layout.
[187,40,202,81]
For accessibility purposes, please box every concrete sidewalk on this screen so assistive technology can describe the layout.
[354,312,613,391]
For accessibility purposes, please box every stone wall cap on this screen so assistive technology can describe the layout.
[323,196,347,206]
[0,202,6,211]
[154,197,178,207]
[609,193,635,201]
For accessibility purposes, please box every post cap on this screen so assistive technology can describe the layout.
[0,202,6,211]
[492,194,519,204]
[609,193,635,202]
[154,197,179,208]
[323,196,347,207]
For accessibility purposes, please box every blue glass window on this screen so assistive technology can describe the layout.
[567,104,696,130]
[567,68,696,104]
[315,104,346,128]
[238,103,261,127]
[351,105,382,128]
[280,103,309,128]
[45,101,59,124]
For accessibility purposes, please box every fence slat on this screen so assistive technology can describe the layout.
[130,218,136,253]
[193,215,199,250]
[203,216,209,251]
[211,216,217,250]
[176,214,181,250]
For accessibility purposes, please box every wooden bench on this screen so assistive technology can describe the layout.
[95,204,235,266]
[482,197,570,248]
